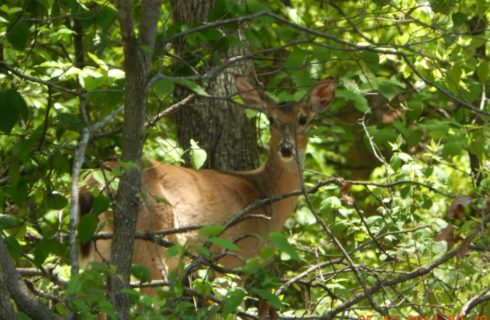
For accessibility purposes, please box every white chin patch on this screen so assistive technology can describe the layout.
[277,151,296,163]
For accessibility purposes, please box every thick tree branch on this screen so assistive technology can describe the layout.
[460,288,490,316]
[0,236,62,320]
[0,265,16,320]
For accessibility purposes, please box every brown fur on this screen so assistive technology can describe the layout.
[80,76,335,297]
[79,190,94,257]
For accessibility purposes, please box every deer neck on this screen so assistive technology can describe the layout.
[257,151,304,231]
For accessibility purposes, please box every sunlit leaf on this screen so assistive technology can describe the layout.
[250,288,284,309]
[208,236,240,251]
[222,289,246,315]
[177,79,209,96]
[269,232,299,260]
[199,224,226,237]
[336,89,370,113]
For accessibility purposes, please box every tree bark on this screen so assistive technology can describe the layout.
[0,236,62,320]
[171,0,259,171]
[111,0,162,318]
[0,257,16,320]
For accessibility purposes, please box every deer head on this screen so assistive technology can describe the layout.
[235,76,336,168]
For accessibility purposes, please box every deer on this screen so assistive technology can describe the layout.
[79,75,335,315]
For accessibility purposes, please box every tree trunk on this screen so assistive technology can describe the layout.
[0,243,16,320]
[111,1,162,319]
[171,0,259,171]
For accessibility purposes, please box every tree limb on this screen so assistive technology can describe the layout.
[461,288,490,316]
[0,236,62,320]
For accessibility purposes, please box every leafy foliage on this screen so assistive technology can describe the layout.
[0,0,489,318]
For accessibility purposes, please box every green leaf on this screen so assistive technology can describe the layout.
[251,288,284,309]
[34,239,51,267]
[361,51,379,68]
[7,20,30,50]
[95,5,117,29]
[462,81,481,103]
[269,232,300,260]
[67,274,82,295]
[0,215,21,230]
[451,12,467,26]
[15,138,37,160]
[446,64,461,93]
[197,246,211,257]
[376,79,404,101]
[153,78,175,96]
[56,112,83,131]
[131,264,152,283]
[199,224,225,237]
[390,153,402,171]
[167,244,185,257]
[397,152,413,162]
[177,79,209,96]
[4,236,21,261]
[477,61,489,81]
[469,135,485,159]
[11,181,28,205]
[224,0,245,16]
[312,46,331,62]
[190,139,207,169]
[87,52,108,70]
[208,236,240,251]
[92,194,110,215]
[336,89,370,113]
[47,193,68,210]
[0,89,28,134]
[222,289,246,315]
[201,29,223,42]
[246,0,268,13]
[208,0,229,21]
[79,69,106,90]
[442,136,467,157]
[78,213,98,244]
[285,49,306,69]
[244,30,261,48]
[430,0,456,14]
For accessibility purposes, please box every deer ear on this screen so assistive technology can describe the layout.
[309,77,335,113]
[235,75,268,112]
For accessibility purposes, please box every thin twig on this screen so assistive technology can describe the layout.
[159,11,271,47]
[69,105,124,277]
[0,61,79,95]
[322,215,490,319]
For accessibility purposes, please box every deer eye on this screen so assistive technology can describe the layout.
[298,114,307,126]
[268,117,274,125]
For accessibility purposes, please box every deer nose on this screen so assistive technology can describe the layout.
[279,140,294,158]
